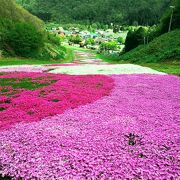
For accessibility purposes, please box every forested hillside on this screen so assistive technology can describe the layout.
[16,0,170,25]
[0,0,66,60]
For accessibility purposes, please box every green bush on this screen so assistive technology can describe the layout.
[85,38,95,46]
[117,37,125,44]
[100,41,118,52]
[0,19,14,45]
[38,43,66,60]
[47,33,61,46]
[68,35,82,44]
[0,1,66,61]
[0,18,66,60]
[6,22,44,57]
[124,27,146,52]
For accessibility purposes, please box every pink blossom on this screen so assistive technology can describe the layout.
[0,72,113,129]
[0,74,179,179]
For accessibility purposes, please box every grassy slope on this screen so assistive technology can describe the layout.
[120,30,180,63]
[0,0,44,29]
[141,63,180,76]
[0,48,74,66]
[98,30,180,75]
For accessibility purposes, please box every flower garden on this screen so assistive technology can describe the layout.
[0,55,179,179]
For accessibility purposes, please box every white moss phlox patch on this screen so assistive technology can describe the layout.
[49,64,166,75]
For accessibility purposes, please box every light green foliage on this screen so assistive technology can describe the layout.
[46,33,62,46]
[117,37,125,44]
[38,43,66,60]
[0,47,74,66]
[85,38,95,46]
[100,41,118,52]
[68,35,82,44]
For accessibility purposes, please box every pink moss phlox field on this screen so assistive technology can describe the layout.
[0,72,114,129]
[0,74,179,179]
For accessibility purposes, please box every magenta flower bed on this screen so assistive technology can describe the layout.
[0,72,113,129]
[0,74,179,179]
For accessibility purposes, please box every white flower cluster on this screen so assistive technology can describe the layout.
[49,64,166,75]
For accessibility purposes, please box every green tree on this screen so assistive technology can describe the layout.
[16,0,170,26]
[125,27,146,52]
[6,22,44,57]
[117,37,125,44]
[100,41,118,53]
[159,0,180,34]
[68,35,82,44]
[85,38,95,46]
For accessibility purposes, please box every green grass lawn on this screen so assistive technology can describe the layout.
[0,48,74,66]
[0,77,57,90]
[141,63,180,76]
[96,53,125,64]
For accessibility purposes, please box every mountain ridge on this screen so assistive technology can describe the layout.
[16,0,170,25]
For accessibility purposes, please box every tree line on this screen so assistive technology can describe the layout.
[16,0,171,26]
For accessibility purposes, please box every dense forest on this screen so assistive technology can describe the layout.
[16,0,171,25]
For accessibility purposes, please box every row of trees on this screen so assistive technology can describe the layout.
[16,0,170,26]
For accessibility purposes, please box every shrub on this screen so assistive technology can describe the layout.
[117,37,125,44]
[0,19,14,50]
[47,33,61,46]
[100,41,118,53]
[85,38,95,46]
[38,43,66,60]
[68,35,82,44]
[125,27,146,52]
[0,18,66,60]
[6,22,44,57]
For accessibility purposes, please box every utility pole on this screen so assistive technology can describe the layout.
[144,37,146,45]
[168,6,175,32]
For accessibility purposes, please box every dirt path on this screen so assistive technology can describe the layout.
[73,51,108,65]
